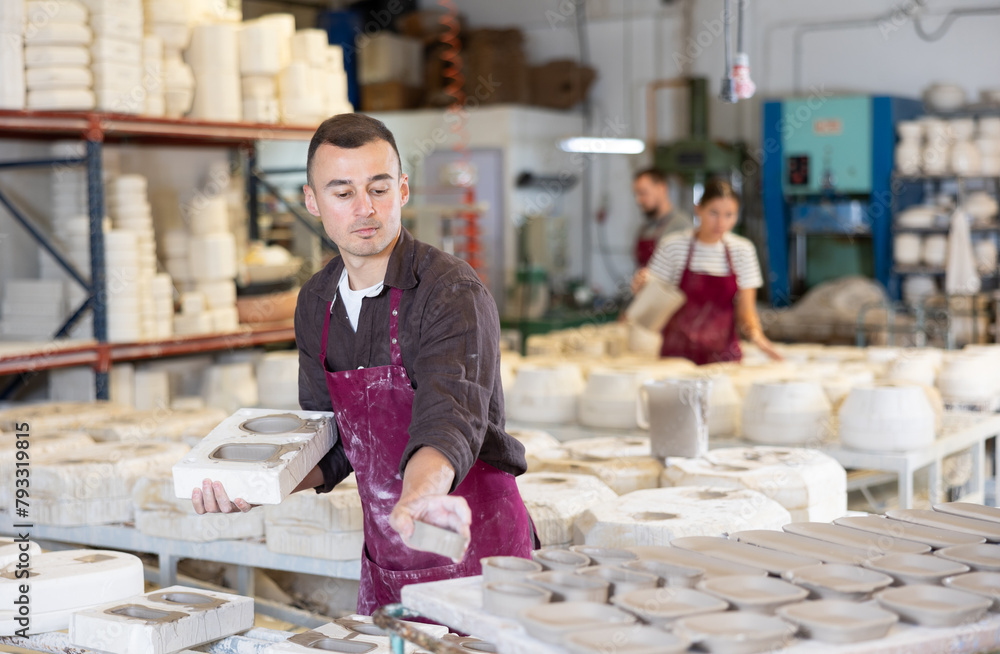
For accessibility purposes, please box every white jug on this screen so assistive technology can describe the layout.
[636,378,711,460]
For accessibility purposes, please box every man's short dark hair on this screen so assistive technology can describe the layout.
[306,113,403,187]
[634,167,668,185]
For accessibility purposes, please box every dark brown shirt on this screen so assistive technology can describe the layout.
[295,227,527,493]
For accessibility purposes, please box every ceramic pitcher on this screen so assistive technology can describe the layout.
[636,378,712,460]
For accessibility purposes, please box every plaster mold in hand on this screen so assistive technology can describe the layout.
[172,408,336,505]
[516,473,618,547]
[575,487,791,549]
[70,585,253,654]
[660,446,847,523]
[0,550,142,615]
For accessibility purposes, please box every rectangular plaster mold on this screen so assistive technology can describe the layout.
[136,508,265,542]
[264,522,364,560]
[70,585,253,654]
[263,480,363,531]
[36,496,133,526]
[37,441,190,501]
[0,538,40,568]
[172,408,336,505]
[0,401,130,432]
[0,549,143,615]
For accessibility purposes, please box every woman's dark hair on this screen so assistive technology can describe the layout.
[698,178,740,206]
[306,113,402,187]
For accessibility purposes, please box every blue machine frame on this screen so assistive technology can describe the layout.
[762,95,923,307]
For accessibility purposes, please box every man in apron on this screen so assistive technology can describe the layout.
[192,114,534,614]
[632,168,692,267]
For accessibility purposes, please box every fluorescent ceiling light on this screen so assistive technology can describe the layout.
[559,137,645,154]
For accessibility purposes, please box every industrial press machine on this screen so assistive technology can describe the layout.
[762,95,922,306]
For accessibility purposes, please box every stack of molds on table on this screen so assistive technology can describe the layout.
[35,440,189,525]
[172,408,336,506]
[402,501,1000,653]
[264,474,364,560]
[70,585,253,652]
[263,614,450,654]
[530,436,665,495]
[84,406,227,444]
[0,431,94,514]
[661,447,848,522]
[0,549,143,635]
[133,476,264,542]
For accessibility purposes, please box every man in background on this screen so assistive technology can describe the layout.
[632,167,693,267]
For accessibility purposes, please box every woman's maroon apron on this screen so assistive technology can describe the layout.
[659,238,742,365]
[319,285,533,615]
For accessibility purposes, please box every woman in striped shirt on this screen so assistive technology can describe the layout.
[632,179,781,364]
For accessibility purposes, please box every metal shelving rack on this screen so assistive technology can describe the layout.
[0,110,318,400]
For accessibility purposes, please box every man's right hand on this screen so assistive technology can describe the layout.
[631,267,651,294]
[192,479,257,514]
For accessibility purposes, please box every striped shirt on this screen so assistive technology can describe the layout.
[648,230,763,290]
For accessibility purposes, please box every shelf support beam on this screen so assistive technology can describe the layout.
[251,169,338,251]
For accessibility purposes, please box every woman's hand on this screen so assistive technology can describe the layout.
[750,330,783,361]
[631,267,651,294]
[192,479,258,514]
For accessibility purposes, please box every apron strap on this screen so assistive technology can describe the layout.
[722,241,735,275]
[683,236,697,271]
[320,296,335,371]
[389,287,403,367]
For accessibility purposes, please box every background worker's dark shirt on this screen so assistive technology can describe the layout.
[295,228,527,493]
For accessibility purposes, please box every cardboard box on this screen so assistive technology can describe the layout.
[361,81,423,111]
[530,59,597,109]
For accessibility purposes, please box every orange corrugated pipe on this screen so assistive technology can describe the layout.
[437,0,484,282]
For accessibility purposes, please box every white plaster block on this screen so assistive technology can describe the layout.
[788,494,849,523]
[136,508,265,542]
[0,539,41,568]
[0,401,130,432]
[133,476,199,514]
[0,605,79,635]
[574,487,792,548]
[70,585,253,654]
[660,446,847,514]
[36,441,190,500]
[535,454,663,495]
[262,616,447,654]
[172,408,336,505]
[561,436,652,459]
[516,473,618,547]
[36,496,133,526]
[263,480,363,532]
[264,523,364,560]
[0,549,143,615]
[85,407,227,442]
[508,428,563,471]
[0,431,94,512]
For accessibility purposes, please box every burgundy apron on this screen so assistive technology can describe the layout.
[635,237,658,268]
[319,285,533,615]
[659,237,742,365]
